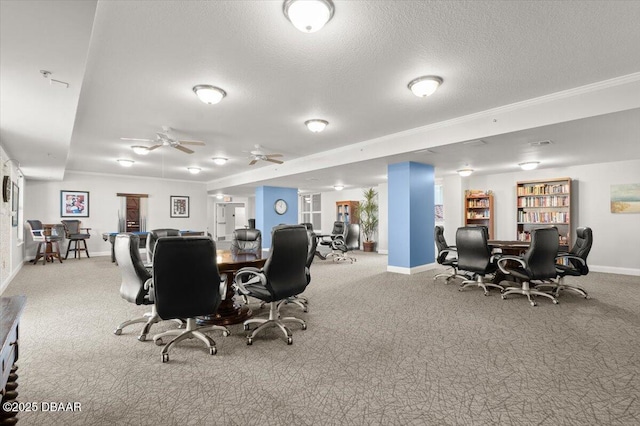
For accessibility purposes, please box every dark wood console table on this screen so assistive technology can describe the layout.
[1,295,26,425]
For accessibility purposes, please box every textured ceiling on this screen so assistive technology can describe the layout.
[1,1,640,192]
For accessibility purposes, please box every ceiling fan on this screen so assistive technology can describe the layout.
[247,144,284,165]
[121,126,205,154]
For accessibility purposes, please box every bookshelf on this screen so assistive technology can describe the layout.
[516,177,572,246]
[336,201,359,224]
[464,190,494,239]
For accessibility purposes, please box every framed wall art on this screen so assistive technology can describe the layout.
[611,183,640,213]
[170,195,189,218]
[61,190,90,217]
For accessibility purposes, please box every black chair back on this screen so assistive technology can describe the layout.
[300,222,314,232]
[331,221,345,237]
[115,234,152,305]
[231,228,262,254]
[456,226,493,274]
[345,223,360,250]
[153,236,222,320]
[263,225,309,301]
[147,228,180,257]
[569,227,593,274]
[61,220,81,235]
[434,226,450,264]
[523,227,560,279]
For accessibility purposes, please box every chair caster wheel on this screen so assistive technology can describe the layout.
[530,302,537,307]
[501,295,506,299]
[209,347,217,355]
[552,300,559,305]
[154,338,163,346]
[458,288,463,292]
[222,330,230,337]
[303,308,308,313]
[247,338,253,345]
[483,292,489,296]
[114,328,122,336]
[287,337,293,345]
[137,334,147,342]
[585,296,591,300]
[243,324,250,331]
[301,323,307,330]
[162,353,169,363]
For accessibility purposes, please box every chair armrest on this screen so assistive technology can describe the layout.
[440,248,457,257]
[219,274,227,300]
[233,267,265,295]
[81,227,91,232]
[497,255,526,274]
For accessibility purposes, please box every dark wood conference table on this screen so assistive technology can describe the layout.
[101,230,204,262]
[196,249,266,326]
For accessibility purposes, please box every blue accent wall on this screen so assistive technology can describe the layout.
[388,162,435,269]
[255,186,298,249]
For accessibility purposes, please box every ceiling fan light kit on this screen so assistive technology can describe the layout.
[408,76,443,97]
[333,184,344,191]
[305,119,328,133]
[192,85,227,104]
[131,145,150,155]
[283,0,334,33]
[457,168,473,177]
[519,161,540,170]
[187,167,201,174]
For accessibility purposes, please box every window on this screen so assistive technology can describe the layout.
[300,193,321,230]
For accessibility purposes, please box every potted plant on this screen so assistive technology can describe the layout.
[359,187,379,252]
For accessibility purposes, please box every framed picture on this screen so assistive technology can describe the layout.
[611,183,640,213]
[170,195,189,218]
[61,190,89,217]
[11,182,18,227]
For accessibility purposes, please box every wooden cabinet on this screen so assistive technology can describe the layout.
[516,177,572,246]
[336,201,359,224]
[464,190,494,239]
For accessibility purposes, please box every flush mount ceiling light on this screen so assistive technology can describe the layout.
[305,119,328,133]
[117,159,135,167]
[187,167,201,174]
[283,0,335,33]
[131,145,150,155]
[519,161,540,170]
[333,184,344,191]
[216,194,224,200]
[457,168,473,177]
[408,76,443,97]
[192,85,226,104]
[212,157,228,165]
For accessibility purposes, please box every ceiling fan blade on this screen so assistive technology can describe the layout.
[174,145,194,154]
[178,140,206,146]
[147,144,162,151]
[266,154,283,158]
[120,137,154,142]
[265,158,284,164]
[249,159,258,165]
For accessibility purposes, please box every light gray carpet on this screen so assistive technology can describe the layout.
[3,252,640,425]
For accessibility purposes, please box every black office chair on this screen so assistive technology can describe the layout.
[151,237,229,362]
[538,227,593,298]
[60,219,91,259]
[433,225,465,282]
[497,227,560,306]
[319,221,346,247]
[276,227,317,313]
[456,226,504,295]
[230,228,262,255]
[26,219,64,265]
[234,225,309,345]
[113,234,183,341]
[328,223,360,263]
[145,228,181,264]
[300,222,314,232]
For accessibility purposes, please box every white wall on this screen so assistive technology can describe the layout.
[24,172,208,258]
[1,144,24,294]
[452,159,640,275]
[320,187,366,234]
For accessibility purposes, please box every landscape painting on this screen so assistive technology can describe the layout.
[611,183,640,213]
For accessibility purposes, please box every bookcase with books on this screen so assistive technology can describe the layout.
[336,201,359,224]
[516,177,572,246]
[464,190,494,239]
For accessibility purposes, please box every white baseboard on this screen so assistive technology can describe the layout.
[0,261,24,295]
[590,265,640,276]
[387,262,436,275]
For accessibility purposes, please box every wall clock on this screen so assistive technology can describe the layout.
[274,199,288,215]
[2,176,10,203]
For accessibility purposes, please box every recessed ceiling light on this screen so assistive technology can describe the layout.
[283,0,335,33]
[216,194,224,200]
[192,85,226,104]
[457,169,473,177]
[519,161,540,170]
[333,184,344,191]
[529,140,553,147]
[131,145,150,155]
[187,167,201,174]
[305,119,328,133]
[212,157,228,165]
[117,159,135,167]
[408,76,443,97]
